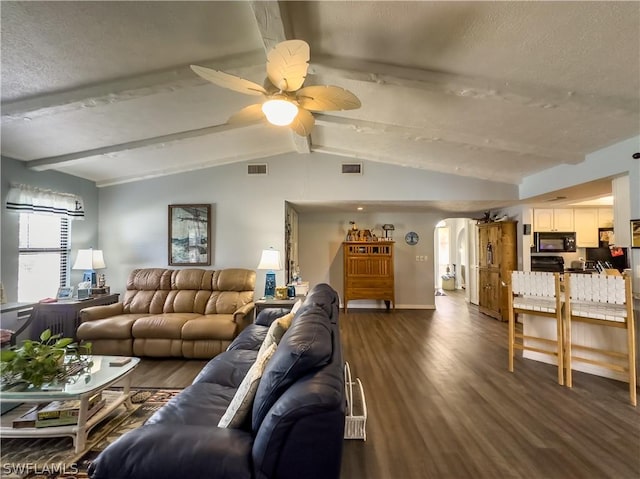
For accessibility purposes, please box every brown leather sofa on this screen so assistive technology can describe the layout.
[76,268,255,359]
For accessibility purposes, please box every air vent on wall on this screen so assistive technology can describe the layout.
[342,163,362,174]
[247,164,268,175]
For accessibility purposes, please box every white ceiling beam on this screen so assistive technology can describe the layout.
[314,114,581,164]
[250,1,288,52]
[95,144,294,188]
[292,133,311,153]
[26,122,254,171]
[1,51,265,123]
[309,55,639,118]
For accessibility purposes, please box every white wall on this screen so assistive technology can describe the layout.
[299,211,443,308]
[0,157,99,302]
[98,152,517,303]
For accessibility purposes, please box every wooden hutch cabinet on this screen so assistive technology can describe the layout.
[477,221,517,321]
[343,241,395,312]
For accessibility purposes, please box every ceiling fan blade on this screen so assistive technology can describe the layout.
[190,65,266,96]
[289,108,315,137]
[266,40,310,92]
[227,103,265,124]
[297,85,361,111]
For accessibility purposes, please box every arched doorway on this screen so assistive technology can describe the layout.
[433,218,476,303]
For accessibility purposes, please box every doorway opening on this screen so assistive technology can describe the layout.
[433,218,476,303]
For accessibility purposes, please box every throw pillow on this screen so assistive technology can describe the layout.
[218,342,277,428]
[291,298,303,314]
[257,312,294,357]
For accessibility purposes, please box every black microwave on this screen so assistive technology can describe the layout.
[533,232,577,253]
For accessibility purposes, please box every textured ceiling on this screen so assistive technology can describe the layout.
[1,1,638,211]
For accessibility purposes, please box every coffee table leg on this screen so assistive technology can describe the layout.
[122,373,134,410]
[74,395,89,453]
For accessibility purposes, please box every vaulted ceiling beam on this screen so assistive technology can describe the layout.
[27,122,254,171]
[250,1,288,52]
[1,52,265,123]
[313,114,581,164]
[309,55,638,118]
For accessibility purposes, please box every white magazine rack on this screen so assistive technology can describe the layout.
[344,362,367,440]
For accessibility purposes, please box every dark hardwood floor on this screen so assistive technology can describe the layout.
[124,289,640,479]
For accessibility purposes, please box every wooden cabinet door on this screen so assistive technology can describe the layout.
[479,269,501,319]
[554,208,574,231]
[533,209,554,232]
[574,208,599,247]
[534,208,574,232]
[598,208,614,228]
[478,225,500,267]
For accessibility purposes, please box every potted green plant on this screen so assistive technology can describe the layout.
[0,329,92,389]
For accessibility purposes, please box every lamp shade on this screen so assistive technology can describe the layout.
[257,248,281,299]
[257,248,282,271]
[72,249,106,270]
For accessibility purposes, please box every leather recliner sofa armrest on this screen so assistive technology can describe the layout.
[233,302,255,330]
[79,303,124,322]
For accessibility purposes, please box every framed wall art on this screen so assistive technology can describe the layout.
[168,204,211,265]
[631,219,640,248]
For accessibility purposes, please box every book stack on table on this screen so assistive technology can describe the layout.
[12,392,105,428]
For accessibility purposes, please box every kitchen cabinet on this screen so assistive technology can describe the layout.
[598,207,614,228]
[343,241,394,312]
[574,208,599,247]
[477,221,517,321]
[533,208,574,232]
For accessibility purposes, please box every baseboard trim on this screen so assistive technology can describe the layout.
[340,303,435,310]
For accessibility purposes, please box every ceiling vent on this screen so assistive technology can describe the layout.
[247,164,268,175]
[341,163,363,175]
[545,196,567,202]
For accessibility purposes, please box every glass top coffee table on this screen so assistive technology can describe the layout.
[0,355,139,453]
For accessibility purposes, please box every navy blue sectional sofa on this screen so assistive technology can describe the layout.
[88,283,345,479]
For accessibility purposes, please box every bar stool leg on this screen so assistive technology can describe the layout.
[508,294,515,373]
[556,308,564,386]
[627,308,636,406]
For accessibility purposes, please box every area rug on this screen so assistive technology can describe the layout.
[1,388,181,479]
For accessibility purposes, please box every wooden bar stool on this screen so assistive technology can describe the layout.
[507,271,564,385]
[564,273,636,406]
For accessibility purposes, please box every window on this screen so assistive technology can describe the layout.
[18,213,70,302]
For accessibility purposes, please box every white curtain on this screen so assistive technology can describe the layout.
[5,183,85,219]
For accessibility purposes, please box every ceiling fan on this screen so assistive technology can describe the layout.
[190,39,361,137]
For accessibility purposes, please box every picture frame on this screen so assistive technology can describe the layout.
[168,204,211,265]
[56,286,74,301]
[631,219,640,248]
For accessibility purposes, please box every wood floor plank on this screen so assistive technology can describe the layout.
[339,290,639,479]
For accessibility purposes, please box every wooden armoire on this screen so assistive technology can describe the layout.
[477,221,517,321]
[343,241,395,312]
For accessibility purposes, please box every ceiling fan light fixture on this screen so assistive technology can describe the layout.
[262,99,298,126]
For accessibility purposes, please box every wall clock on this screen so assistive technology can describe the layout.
[405,231,419,245]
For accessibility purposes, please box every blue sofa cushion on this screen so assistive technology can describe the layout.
[294,284,339,322]
[192,349,259,388]
[254,308,291,326]
[146,382,236,426]
[251,304,332,431]
[227,323,268,351]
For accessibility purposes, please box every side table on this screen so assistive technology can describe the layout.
[254,298,299,320]
[29,294,120,340]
